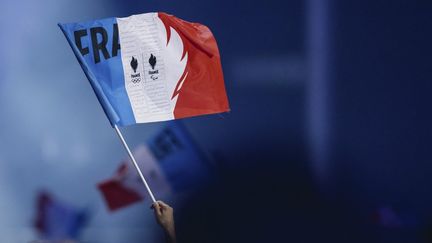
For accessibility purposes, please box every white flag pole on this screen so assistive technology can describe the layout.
[113,125,157,203]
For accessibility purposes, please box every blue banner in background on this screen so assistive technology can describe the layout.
[148,121,214,192]
[34,191,88,240]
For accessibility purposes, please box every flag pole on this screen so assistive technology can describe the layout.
[113,125,157,203]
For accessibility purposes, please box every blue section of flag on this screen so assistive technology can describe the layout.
[148,121,214,191]
[35,192,88,240]
[58,18,136,126]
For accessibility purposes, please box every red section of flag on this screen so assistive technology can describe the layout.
[97,180,143,211]
[158,12,230,119]
[97,162,144,211]
[34,192,52,234]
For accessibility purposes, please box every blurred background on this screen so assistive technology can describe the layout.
[0,0,431,242]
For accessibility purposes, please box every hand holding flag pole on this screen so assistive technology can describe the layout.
[114,125,157,203]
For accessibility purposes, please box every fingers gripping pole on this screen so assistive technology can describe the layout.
[114,125,157,203]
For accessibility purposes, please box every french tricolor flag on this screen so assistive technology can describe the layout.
[59,12,229,126]
[97,145,171,211]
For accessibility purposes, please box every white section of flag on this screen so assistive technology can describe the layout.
[117,13,187,123]
[123,145,171,198]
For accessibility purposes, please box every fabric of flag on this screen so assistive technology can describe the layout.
[97,162,144,211]
[98,145,171,211]
[59,12,229,126]
[34,191,88,240]
[147,121,214,192]
[98,121,213,211]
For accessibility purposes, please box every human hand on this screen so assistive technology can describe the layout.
[152,201,176,243]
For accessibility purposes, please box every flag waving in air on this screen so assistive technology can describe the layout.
[59,12,229,126]
[34,191,88,240]
[98,145,171,211]
[97,121,213,211]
